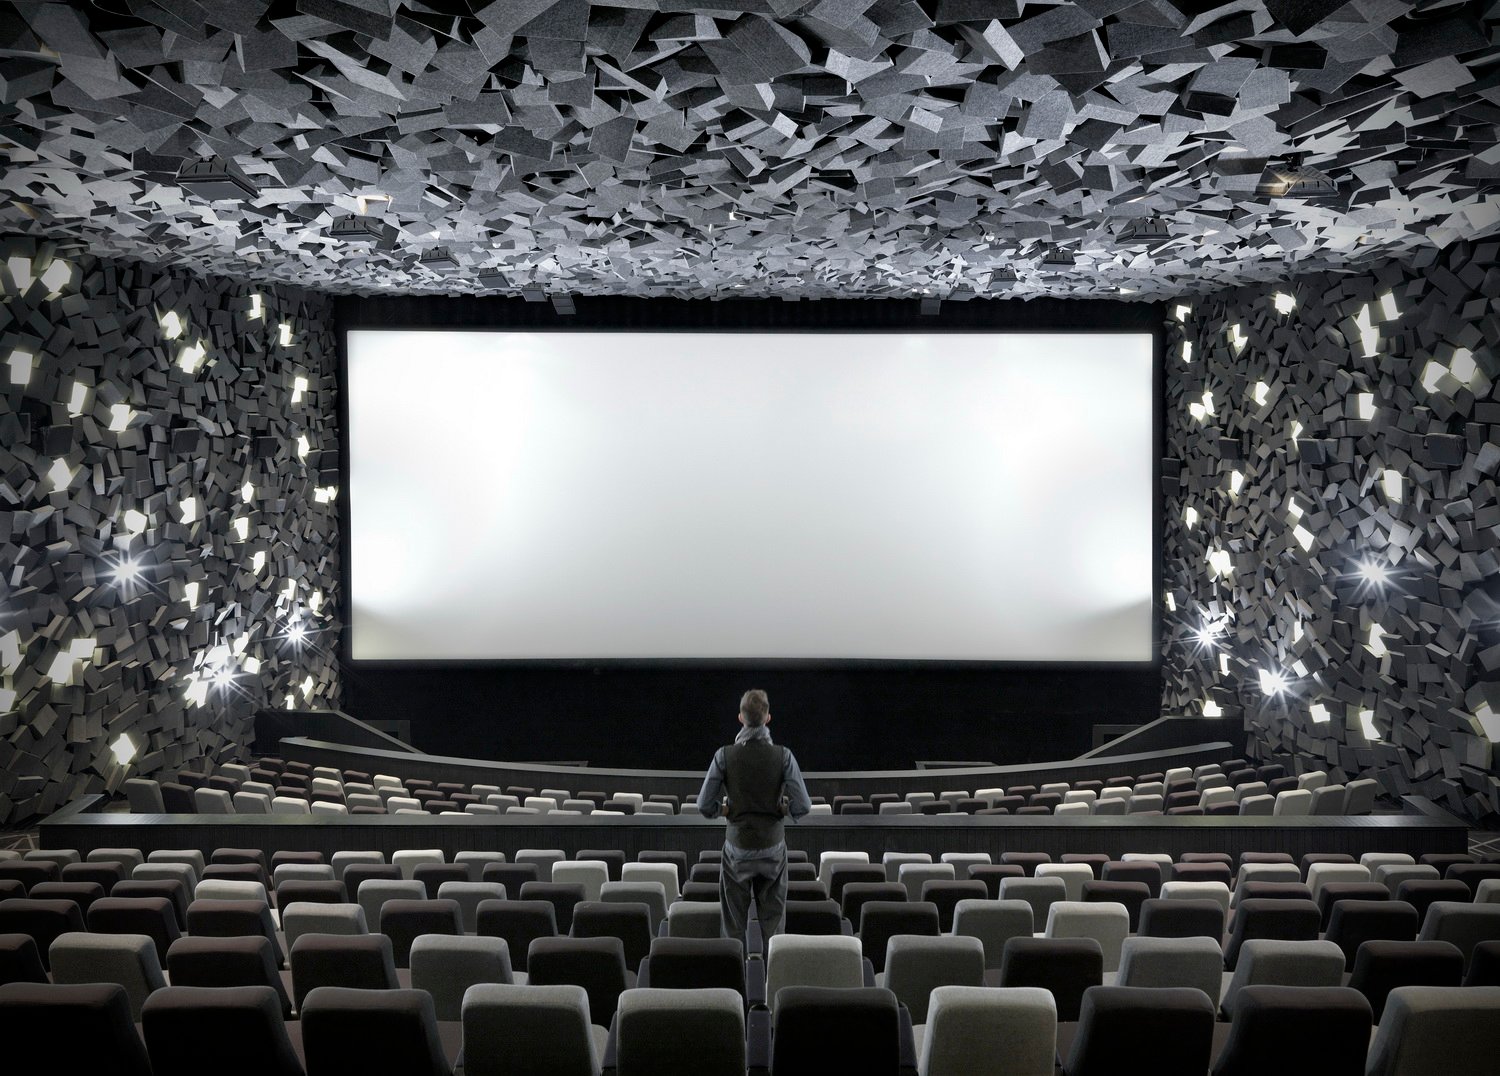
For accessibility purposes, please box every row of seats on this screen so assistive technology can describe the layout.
[6,839,1499,1073]
[12,974,1495,1076]
[119,755,1382,818]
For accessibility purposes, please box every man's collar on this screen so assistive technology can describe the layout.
[734,724,772,744]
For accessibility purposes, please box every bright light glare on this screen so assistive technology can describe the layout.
[1358,560,1390,588]
[1259,668,1290,695]
[110,733,137,765]
[114,558,142,584]
[1359,709,1381,742]
[1273,292,1296,315]
[288,622,309,646]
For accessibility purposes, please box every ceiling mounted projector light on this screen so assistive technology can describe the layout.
[550,293,576,315]
[1039,246,1074,268]
[329,215,396,247]
[418,248,458,270]
[477,270,508,290]
[1118,218,1173,245]
[176,156,257,202]
[988,267,1018,287]
[1256,159,1341,202]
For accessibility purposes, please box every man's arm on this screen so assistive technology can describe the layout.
[696,748,727,819]
[781,748,813,822]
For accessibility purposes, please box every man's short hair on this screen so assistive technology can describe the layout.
[739,689,770,727]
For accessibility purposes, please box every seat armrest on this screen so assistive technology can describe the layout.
[862,957,876,988]
[746,954,766,1009]
[635,956,651,988]
[898,1002,918,1075]
[601,1011,619,1074]
[747,920,764,959]
[841,917,854,935]
[747,1007,772,1076]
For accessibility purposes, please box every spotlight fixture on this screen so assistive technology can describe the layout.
[176,156,258,202]
[328,215,397,247]
[988,267,1018,287]
[287,622,309,647]
[477,270,508,290]
[113,558,142,584]
[1039,245,1074,268]
[418,248,459,270]
[551,293,576,315]
[1117,218,1172,245]
[1256,158,1341,202]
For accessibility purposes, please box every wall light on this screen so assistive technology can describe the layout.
[1273,292,1296,315]
[178,341,206,374]
[232,517,249,542]
[1228,470,1244,496]
[110,732,137,766]
[1259,668,1291,695]
[296,435,310,458]
[1358,709,1381,742]
[1366,622,1388,657]
[1309,703,1331,723]
[1181,341,1193,363]
[1252,381,1269,406]
[291,375,308,403]
[1288,419,1303,441]
[179,497,198,524]
[249,293,263,319]
[1378,290,1399,321]
[1184,506,1198,529]
[1293,525,1315,552]
[241,481,255,502]
[1227,323,1247,352]
[1356,393,1374,421]
[184,581,200,610]
[1381,469,1403,502]
[1174,303,1191,322]
[279,322,293,347]
[1358,559,1390,590]
[7,347,34,386]
[123,509,148,536]
[160,311,184,339]
[67,380,89,415]
[113,558,142,584]
[1451,348,1478,383]
[1202,699,1223,717]
[40,259,72,297]
[107,403,135,432]
[1355,305,1378,357]
[48,458,74,490]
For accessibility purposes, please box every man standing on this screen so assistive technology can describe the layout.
[696,689,813,945]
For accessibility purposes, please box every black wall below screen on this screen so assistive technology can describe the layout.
[342,664,1162,771]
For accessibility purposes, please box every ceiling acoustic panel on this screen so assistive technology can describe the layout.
[0,2,1496,301]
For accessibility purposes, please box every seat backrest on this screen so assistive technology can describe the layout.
[882,934,985,1023]
[1418,902,1500,971]
[772,986,900,1076]
[289,933,400,1011]
[616,987,745,1076]
[48,931,166,1020]
[1064,985,1214,1076]
[952,899,1033,970]
[1364,985,1500,1076]
[283,902,368,950]
[142,985,303,1076]
[0,982,152,1076]
[527,936,631,1026]
[921,984,1055,1076]
[766,933,864,1007]
[1221,939,1346,1016]
[1044,901,1131,973]
[461,983,600,1076]
[1116,935,1223,1004]
[356,879,426,928]
[301,986,450,1076]
[409,934,513,1021]
[474,899,557,974]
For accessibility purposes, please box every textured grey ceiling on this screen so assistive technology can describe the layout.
[1,1,1497,301]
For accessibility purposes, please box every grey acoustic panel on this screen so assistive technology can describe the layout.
[0,236,341,827]
[1162,237,1500,823]
[0,4,1496,301]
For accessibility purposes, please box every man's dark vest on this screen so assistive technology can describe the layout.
[722,736,786,850]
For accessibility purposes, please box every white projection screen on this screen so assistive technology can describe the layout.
[346,329,1155,662]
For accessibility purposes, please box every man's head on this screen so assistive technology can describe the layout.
[738,689,771,728]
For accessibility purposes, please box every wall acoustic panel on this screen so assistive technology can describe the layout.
[0,236,341,826]
[1162,238,1500,823]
